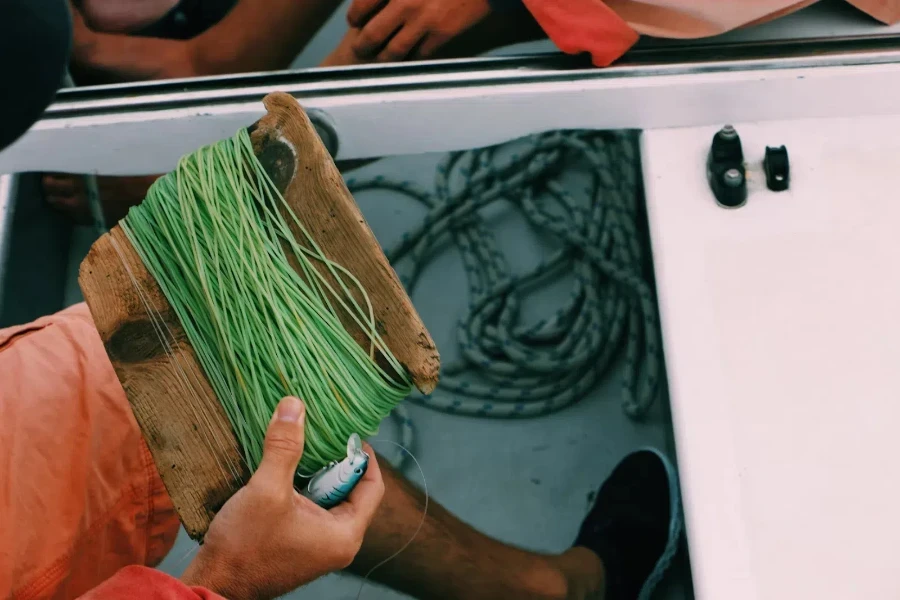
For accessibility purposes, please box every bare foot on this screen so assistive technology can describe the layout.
[42,173,160,226]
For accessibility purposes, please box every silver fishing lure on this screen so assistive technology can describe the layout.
[299,433,369,509]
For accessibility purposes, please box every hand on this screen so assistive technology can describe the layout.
[180,397,385,600]
[346,0,492,62]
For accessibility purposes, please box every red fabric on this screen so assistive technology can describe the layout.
[0,304,181,599]
[80,566,225,600]
[518,0,899,68]
[521,0,639,67]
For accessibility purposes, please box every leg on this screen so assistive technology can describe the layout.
[349,458,597,600]
[350,450,682,600]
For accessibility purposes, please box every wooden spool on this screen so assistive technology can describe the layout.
[79,92,440,540]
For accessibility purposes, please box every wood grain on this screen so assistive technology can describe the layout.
[249,93,440,388]
[80,229,247,539]
[79,92,439,540]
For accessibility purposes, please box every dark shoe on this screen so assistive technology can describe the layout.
[574,448,683,600]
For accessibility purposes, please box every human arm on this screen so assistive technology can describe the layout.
[321,0,545,67]
[337,0,638,68]
[345,0,494,62]
[71,0,342,83]
[180,396,384,599]
[81,397,384,600]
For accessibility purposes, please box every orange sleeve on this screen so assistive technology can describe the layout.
[845,0,900,24]
[520,0,639,67]
[79,566,225,600]
[1,303,180,600]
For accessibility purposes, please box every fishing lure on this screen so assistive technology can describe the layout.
[299,433,369,508]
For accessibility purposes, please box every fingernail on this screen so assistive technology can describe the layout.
[277,397,304,422]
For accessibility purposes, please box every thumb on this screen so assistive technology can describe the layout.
[254,397,306,490]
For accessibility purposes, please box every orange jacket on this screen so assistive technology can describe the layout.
[523,0,900,67]
[0,303,219,599]
[81,566,224,600]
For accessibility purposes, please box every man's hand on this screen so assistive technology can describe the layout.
[346,0,492,62]
[181,397,385,600]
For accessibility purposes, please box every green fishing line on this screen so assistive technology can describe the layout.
[121,128,413,475]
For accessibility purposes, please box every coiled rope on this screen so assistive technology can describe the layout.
[350,130,662,421]
[121,128,413,475]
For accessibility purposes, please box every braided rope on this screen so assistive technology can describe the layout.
[349,130,662,425]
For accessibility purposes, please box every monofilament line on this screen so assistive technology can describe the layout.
[121,128,413,475]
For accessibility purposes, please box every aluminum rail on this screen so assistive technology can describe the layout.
[2,36,900,174]
[37,33,900,113]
